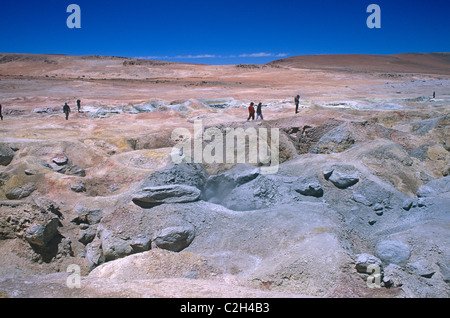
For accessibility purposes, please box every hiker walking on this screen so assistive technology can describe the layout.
[0,104,3,120]
[247,102,255,121]
[294,94,300,114]
[63,103,71,120]
[256,102,263,120]
[77,99,81,112]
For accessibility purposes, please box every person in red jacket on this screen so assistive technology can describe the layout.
[247,102,255,121]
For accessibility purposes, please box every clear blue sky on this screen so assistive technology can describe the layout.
[1,0,449,64]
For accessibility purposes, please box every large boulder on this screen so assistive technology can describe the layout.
[416,175,450,197]
[153,224,196,252]
[139,163,208,190]
[133,184,201,206]
[374,239,411,266]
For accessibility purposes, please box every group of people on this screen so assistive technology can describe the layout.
[0,99,82,121]
[63,99,82,120]
[246,94,302,121]
[246,102,264,121]
[2,95,305,122]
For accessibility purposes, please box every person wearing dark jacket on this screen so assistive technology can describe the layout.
[295,95,300,114]
[63,103,71,120]
[247,102,255,121]
[256,102,263,120]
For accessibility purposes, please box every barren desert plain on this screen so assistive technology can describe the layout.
[0,52,449,298]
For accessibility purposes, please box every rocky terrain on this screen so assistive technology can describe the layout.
[0,53,449,298]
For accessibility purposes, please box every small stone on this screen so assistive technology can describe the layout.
[52,154,68,166]
[71,182,86,193]
[373,203,384,211]
[5,185,36,200]
[24,170,35,176]
[355,253,382,273]
[402,199,413,211]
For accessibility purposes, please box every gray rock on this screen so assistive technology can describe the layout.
[141,163,208,190]
[78,226,97,245]
[74,207,103,225]
[223,175,288,211]
[24,218,59,247]
[52,154,68,165]
[133,184,201,206]
[5,184,36,200]
[203,165,259,203]
[293,176,323,197]
[407,261,435,278]
[310,123,355,154]
[402,198,414,211]
[326,165,359,189]
[352,180,394,207]
[33,106,60,114]
[437,255,450,283]
[411,116,445,136]
[382,264,404,288]
[71,182,86,193]
[99,227,151,261]
[373,203,384,211]
[153,224,196,252]
[409,144,430,161]
[355,253,382,273]
[66,165,86,177]
[417,175,450,197]
[85,239,105,270]
[374,239,411,266]
[0,144,14,166]
[24,169,35,175]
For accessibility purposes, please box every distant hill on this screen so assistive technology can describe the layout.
[267,53,450,75]
[1,52,449,80]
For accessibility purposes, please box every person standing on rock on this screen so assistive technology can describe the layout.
[256,102,263,120]
[295,95,300,114]
[77,99,81,113]
[63,103,71,120]
[0,104,3,120]
[247,102,255,121]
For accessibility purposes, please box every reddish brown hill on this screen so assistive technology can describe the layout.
[267,53,450,75]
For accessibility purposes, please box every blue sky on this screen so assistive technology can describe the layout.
[0,0,449,64]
